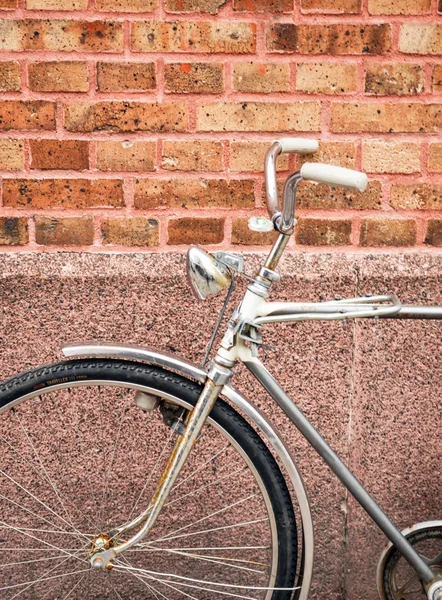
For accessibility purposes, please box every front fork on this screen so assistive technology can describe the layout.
[89,358,234,570]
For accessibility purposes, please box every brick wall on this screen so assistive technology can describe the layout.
[0,0,441,251]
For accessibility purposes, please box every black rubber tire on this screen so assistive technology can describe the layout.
[0,358,298,599]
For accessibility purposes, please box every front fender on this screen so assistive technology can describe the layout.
[62,342,314,600]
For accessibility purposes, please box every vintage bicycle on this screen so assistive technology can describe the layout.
[0,138,441,600]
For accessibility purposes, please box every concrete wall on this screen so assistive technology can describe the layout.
[0,250,440,598]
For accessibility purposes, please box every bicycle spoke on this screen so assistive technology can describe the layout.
[0,492,74,536]
[0,554,67,568]
[62,572,88,600]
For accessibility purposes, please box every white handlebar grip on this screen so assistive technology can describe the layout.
[276,138,319,154]
[300,162,368,193]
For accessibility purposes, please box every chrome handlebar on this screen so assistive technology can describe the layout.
[265,138,368,235]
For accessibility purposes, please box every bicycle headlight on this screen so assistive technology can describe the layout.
[186,246,231,301]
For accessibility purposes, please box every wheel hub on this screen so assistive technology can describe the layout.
[89,534,115,571]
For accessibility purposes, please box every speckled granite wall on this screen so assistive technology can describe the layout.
[0,250,441,599]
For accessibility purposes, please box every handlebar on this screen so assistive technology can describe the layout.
[265,138,368,234]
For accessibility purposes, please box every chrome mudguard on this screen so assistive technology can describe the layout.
[62,342,314,600]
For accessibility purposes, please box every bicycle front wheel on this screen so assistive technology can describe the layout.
[0,359,298,599]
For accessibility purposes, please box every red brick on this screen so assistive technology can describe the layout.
[0,101,55,131]
[64,102,188,133]
[97,62,156,92]
[197,102,320,132]
[296,218,352,246]
[0,217,28,245]
[365,64,424,95]
[30,140,89,170]
[0,140,24,170]
[165,0,226,13]
[360,218,416,247]
[162,141,223,171]
[102,218,159,246]
[362,141,421,174]
[297,180,382,210]
[233,0,292,13]
[35,216,94,246]
[296,63,357,94]
[0,20,123,52]
[168,217,224,245]
[3,179,124,209]
[230,141,289,172]
[97,0,157,10]
[232,218,278,245]
[428,143,442,172]
[0,62,20,91]
[267,24,391,55]
[131,21,256,54]
[29,62,88,93]
[390,184,442,210]
[0,0,17,8]
[369,0,430,13]
[97,141,156,171]
[165,63,223,94]
[298,141,356,169]
[399,25,442,54]
[331,103,442,133]
[301,0,360,12]
[432,65,442,92]
[233,63,290,93]
[26,0,87,8]
[424,220,442,246]
[134,179,255,209]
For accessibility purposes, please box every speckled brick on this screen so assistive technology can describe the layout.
[102,217,159,246]
[26,0,88,9]
[360,218,416,246]
[232,217,278,244]
[362,141,421,174]
[0,139,24,170]
[30,140,89,170]
[230,141,289,172]
[267,24,391,54]
[233,63,290,93]
[428,143,442,171]
[399,25,442,54]
[296,63,357,94]
[165,0,226,13]
[162,141,223,171]
[424,220,442,246]
[168,217,224,244]
[0,217,27,245]
[432,65,442,92]
[97,62,156,92]
[365,64,424,95]
[64,102,188,133]
[35,216,94,246]
[134,179,255,208]
[331,103,442,133]
[97,141,156,171]
[131,21,256,53]
[297,180,382,210]
[390,184,442,210]
[164,63,223,93]
[0,20,123,52]
[233,0,292,13]
[28,61,88,92]
[296,218,352,246]
[3,179,124,208]
[298,141,356,169]
[197,102,321,132]
[97,0,157,10]
[301,0,360,11]
[0,62,20,91]
[0,101,56,130]
[0,0,17,8]
[368,0,430,14]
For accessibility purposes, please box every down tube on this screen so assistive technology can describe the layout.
[244,359,434,584]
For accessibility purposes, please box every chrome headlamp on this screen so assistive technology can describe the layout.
[186,247,232,301]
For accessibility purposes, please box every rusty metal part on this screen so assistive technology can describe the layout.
[89,362,233,569]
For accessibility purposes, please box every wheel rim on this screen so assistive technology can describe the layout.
[0,380,282,600]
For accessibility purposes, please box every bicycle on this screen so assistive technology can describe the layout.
[0,137,441,600]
